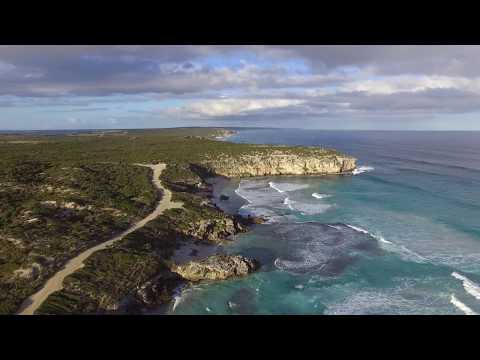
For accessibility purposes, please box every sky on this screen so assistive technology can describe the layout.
[2,45,480,130]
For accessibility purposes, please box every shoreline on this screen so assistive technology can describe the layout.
[211,129,238,141]
[14,130,357,314]
[18,167,356,315]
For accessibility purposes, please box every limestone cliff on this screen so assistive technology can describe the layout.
[199,149,356,177]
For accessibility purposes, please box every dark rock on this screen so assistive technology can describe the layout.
[134,270,184,308]
[219,194,229,201]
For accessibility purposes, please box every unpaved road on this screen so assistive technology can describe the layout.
[17,163,182,315]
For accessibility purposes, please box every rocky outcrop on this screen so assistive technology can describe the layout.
[200,151,357,177]
[174,216,247,243]
[172,255,259,281]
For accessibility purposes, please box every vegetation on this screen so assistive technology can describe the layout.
[0,158,157,313]
[0,127,345,314]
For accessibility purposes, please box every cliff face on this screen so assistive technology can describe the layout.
[200,152,357,177]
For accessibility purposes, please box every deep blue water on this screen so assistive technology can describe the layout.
[171,129,480,315]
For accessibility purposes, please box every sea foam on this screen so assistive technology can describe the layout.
[345,224,430,263]
[269,181,309,193]
[452,272,480,301]
[345,224,391,244]
[312,192,331,199]
[283,197,331,215]
[283,197,295,210]
[352,166,374,175]
[450,294,477,315]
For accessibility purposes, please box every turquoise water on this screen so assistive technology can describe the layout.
[171,129,480,315]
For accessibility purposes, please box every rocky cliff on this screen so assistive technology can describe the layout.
[200,150,357,177]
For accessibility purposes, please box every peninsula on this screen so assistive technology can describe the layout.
[0,128,356,314]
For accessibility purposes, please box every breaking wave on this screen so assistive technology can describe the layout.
[450,294,477,315]
[283,197,294,210]
[312,192,331,199]
[345,224,391,244]
[345,224,430,263]
[284,197,331,215]
[452,272,480,301]
[269,181,310,193]
[234,188,252,204]
[352,166,375,175]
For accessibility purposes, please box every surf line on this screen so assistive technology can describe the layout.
[452,272,480,301]
[450,294,477,315]
[268,181,285,193]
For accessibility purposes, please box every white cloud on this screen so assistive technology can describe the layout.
[168,98,304,118]
[339,75,480,95]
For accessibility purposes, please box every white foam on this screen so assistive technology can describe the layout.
[346,224,369,234]
[352,166,374,175]
[376,236,392,244]
[345,224,430,263]
[236,179,327,220]
[170,283,190,313]
[205,307,211,312]
[227,301,237,310]
[283,197,295,210]
[346,224,393,245]
[172,296,182,312]
[274,245,329,272]
[268,181,285,193]
[452,272,480,301]
[312,192,331,199]
[287,199,332,215]
[269,181,309,193]
[234,187,252,204]
[450,294,477,315]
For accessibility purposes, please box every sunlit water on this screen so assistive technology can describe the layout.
[168,129,480,315]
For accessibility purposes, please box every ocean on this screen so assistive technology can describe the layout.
[169,129,480,315]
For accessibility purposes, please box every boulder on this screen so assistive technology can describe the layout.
[172,255,259,282]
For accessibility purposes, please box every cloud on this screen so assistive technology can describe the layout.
[2,45,480,130]
[166,98,304,118]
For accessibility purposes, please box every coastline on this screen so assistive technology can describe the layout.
[5,127,358,315]
[211,129,238,141]
[156,169,354,314]
[151,175,260,314]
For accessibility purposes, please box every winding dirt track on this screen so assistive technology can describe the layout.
[17,163,182,315]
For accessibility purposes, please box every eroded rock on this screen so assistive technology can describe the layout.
[172,255,259,281]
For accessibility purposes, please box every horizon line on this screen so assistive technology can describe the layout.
[2,126,480,133]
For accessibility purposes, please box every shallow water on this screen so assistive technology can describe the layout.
[169,129,480,315]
